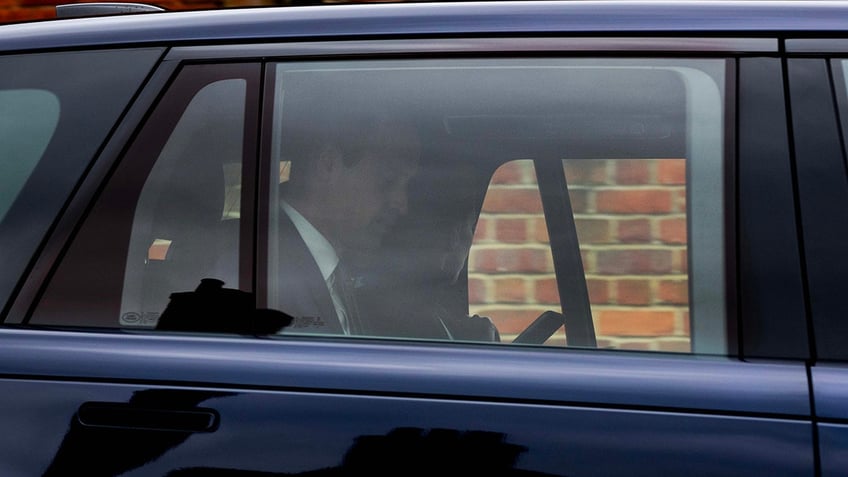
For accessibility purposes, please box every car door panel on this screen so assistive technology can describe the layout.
[819,424,848,476]
[0,379,810,476]
[787,56,848,477]
[812,366,848,476]
[0,329,813,475]
[126,393,812,476]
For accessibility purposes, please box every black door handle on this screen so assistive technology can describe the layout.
[77,402,219,433]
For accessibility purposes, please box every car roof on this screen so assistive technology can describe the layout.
[1,0,848,53]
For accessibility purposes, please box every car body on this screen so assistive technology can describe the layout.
[1,1,847,475]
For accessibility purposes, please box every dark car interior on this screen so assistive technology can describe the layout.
[28,59,716,351]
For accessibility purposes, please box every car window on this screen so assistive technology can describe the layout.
[0,89,59,222]
[266,58,728,353]
[470,157,690,351]
[117,79,246,327]
[26,57,728,354]
[0,48,164,313]
[29,64,261,329]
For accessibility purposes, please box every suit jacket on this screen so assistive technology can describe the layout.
[273,205,497,340]
[273,212,344,334]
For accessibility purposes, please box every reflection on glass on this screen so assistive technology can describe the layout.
[0,89,59,223]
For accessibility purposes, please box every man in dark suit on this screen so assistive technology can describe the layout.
[270,112,421,335]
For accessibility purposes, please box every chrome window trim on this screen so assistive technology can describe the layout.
[166,37,777,61]
[786,38,848,53]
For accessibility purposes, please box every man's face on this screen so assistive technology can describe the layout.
[327,125,420,256]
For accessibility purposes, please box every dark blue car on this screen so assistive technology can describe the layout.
[1,1,847,474]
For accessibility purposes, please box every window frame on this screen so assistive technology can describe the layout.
[736,57,809,360]
[8,62,262,328]
[0,47,166,319]
[254,45,737,354]
[790,55,848,362]
[7,38,800,361]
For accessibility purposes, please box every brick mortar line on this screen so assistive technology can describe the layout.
[468,272,689,282]
[469,244,563,251]
[476,213,688,219]
[469,244,686,251]
[468,305,687,312]
[577,244,688,250]
[485,183,687,189]
[567,184,687,190]
[468,273,688,279]
[574,214,688,220]
[468,274,557,279]
[469,307,689,314]
[469,244,688,248]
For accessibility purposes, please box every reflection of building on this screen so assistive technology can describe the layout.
[0,0,408,24]
[469,159,690,352]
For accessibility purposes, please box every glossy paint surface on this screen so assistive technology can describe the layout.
[819,423,848,477]
[0,329,809,415]
[0,377,813,476]
[0,1,848,53]
[0,1,833,474]
[812,365,848,420]
[0,329,812,475]
[808,367,848,476]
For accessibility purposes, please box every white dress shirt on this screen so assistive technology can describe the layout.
[280,201,350,334]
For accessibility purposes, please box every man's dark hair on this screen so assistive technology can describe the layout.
[281,106,413,169]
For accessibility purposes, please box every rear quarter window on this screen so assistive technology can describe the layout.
[0,48,164,311]
[0,88,59,222]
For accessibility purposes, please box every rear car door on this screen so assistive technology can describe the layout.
[0,38,814,476]
[786,39,848,477]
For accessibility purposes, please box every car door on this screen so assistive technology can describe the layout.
[785,40,848,477]
[0,38,814,476]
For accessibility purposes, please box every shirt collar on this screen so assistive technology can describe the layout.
[281,201,339,282]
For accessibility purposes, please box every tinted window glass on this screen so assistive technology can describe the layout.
[29,64,260,330]
[27,58,728,354]
[0,48,164,312]
[0,89,59,222]
[118,79,246,327]
[266,59,728,353]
